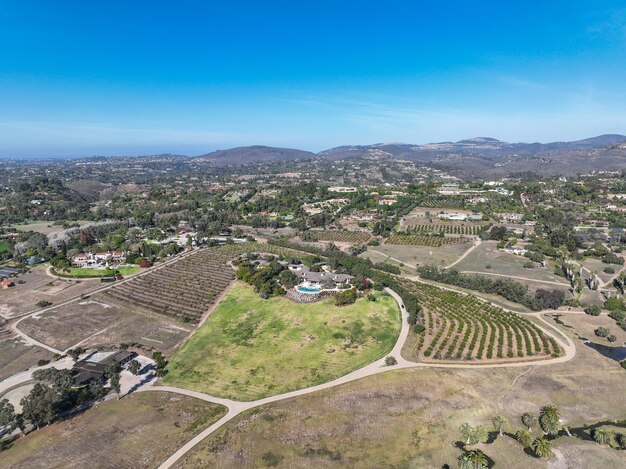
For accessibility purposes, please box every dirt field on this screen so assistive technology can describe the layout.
[177,335,626,469]
[18,293,192,353]
[453,241,569,285]
[0,337,52,381]
[362,242,474,270]
[0,265,99,318]
[1,391,227,469]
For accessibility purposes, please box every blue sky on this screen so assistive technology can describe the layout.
[1,1,626,157]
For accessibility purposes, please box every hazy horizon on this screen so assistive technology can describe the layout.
[2,1,626,158]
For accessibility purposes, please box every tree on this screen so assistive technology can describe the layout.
[532,437,553,458]
[594,327,610,338]
[0,398,16,429]
[516,430,533,448]
[539,405,560,436]
[491,415,509,436]
[457,449,488,469]
[521,412,538,432]
[20,383,56,429]
[593,427,613,445]
[459,423,488,445]
[616,432,626,450]
[67,347,85,361]
[153,351,169,377]
[128,359,141,376]
[106,363,121,400]
[584,304,602,316]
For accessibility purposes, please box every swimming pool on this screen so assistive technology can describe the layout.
[297,286,321,293]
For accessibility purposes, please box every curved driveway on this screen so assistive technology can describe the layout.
[148,286,576,469]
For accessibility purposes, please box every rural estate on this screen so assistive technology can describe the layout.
[2,2,626,468]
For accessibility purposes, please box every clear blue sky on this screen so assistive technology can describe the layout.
[1,1,626,157]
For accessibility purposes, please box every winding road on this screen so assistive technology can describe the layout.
[143,286,576,469]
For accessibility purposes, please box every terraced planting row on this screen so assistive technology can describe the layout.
[386,234,470,247]
[401,224,486,236]
[405,281,561,362]
[104,243,319,322]
[105,248,237,323]
[307,230,371,243]
[419,197,465,209]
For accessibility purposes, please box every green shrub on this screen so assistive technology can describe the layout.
[595,326,610,338]
[584,305,602,316]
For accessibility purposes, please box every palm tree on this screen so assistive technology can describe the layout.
[460,423,473,445]
[492,415,509,436]
[472,425,489,445]
[539,405,560,436]
[516,429,533,448]
[532,437,553,458]
[521,412,537,432]
[458,449,488,469]
[459,423,488,445]
[593,427,613,445]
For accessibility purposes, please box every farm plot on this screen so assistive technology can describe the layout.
[307,230,371,243]
[18,294,192,353]
[402,281,561,363]
[386,234,471,247]
[1,391,227,469]
[400,223,487,236]
[104,247,236,323]
[419,196,465,209]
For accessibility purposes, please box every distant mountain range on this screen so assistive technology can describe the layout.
[190,134,626,177]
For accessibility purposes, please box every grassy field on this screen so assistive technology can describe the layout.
[453,241,568,284]
[53,265,140,278]
[164,282,401,400]
[18,293,193,353]
[362,242,474,269]
[0,240,10,252]
[178,335,626,469]
[0,391,227,469]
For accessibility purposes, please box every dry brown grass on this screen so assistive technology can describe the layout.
[0,338,51,381]
[0,265,98,318]
[177,334,626,469]
[1,392,227,469]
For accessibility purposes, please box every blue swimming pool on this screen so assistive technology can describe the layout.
[297,286,320,293]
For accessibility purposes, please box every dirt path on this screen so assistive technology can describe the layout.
[150,286,576,469]
[445,237,481,269]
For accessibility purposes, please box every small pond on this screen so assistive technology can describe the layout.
[581,339,626,362]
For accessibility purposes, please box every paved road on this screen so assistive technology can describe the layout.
[0,357,74,396]
[149,286,576,469]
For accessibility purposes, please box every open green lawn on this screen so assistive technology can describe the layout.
[0,241,10,252]
[164,282,401,401]
[52,265,140,278]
